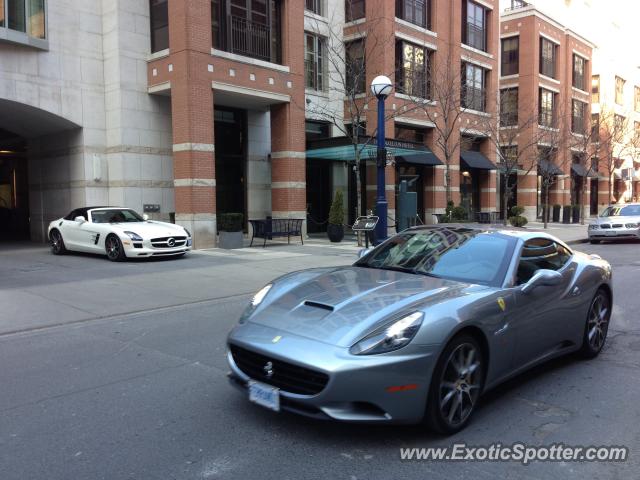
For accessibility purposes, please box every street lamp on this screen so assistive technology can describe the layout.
[371,75,393,244]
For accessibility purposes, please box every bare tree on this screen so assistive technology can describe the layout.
[596,107,630,203]
[536,103,571,229]
[303,4,398,239]
[478,94,542,224]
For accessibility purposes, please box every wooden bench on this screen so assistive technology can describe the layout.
[249,218,304,247]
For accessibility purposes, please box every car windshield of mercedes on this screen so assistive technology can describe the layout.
[355,228,517,287]
[91,209,145,224]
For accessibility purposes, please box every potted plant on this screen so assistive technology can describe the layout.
[508,205,528,228]
[572,204,581,223]
[562,205,572,224]
[218,213,244,249]
[327,190,345,243]
[552,204,561,223]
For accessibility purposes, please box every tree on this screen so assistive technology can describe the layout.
[301,4,391,239]
[478,95,542,225]
[596,107,630,203]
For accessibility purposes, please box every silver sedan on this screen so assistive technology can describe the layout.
[226,226,613,434]
[588,203,640,243]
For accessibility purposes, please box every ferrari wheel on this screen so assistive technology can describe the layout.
[580,289,611,358]
[105,234,126,262]
[50,229,67,255]
[426,334,485,435]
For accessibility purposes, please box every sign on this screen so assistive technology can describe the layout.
[352,216,379,231]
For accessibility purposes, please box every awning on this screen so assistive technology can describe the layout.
[460,150,496,170]
[571,163,597,178]
[538,160,563,176]
[306,136,442,165]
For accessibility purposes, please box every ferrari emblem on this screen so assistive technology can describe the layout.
[497,297,506,311]
[271,335,282,343]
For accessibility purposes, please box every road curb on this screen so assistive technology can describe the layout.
[566,238,589,245]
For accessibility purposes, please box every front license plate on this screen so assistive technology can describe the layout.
[248,380,280,412]
[605,230,616,236]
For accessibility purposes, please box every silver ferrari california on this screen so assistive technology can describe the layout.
[227,226,613,434]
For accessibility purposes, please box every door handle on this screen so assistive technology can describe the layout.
[570,286,581,296]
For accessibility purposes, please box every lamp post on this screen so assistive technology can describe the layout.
[370,75,393,244]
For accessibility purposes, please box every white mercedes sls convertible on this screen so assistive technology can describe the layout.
[48,206,192,261]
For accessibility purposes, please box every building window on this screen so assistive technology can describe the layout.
[396,0,430,30]
[150,0,169,53]
[501,36,519,76]
[591,75,600,103]
[571,100,586,135]
[462,0,487,52]
[305,33,326,91]
[1,0,46,38]
[635,87,640,112]
[500,88,518,127]
[396,40,431,99]
[346,39,366,94]
[462,62,487,112]
[305,0,323,16]
[345,0,365,21]
[615,76,625,105]
[539,88,555,127]
[614,114,626,133]
[213,0,282,64]
[539,37,556,79]
[591,113,600,141]
[572,54,586,91]
[305,120,331,140]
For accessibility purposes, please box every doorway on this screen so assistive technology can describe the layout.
[214,107,246,228]
[0,130,29,240]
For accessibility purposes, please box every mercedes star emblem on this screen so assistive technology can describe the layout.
[167,237,176,247]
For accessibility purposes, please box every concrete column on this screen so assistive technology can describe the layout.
[168,0,216,248]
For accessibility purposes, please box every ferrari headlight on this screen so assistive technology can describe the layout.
[350,312,424,355]
[239,284,273,324]
[124,231,143,241]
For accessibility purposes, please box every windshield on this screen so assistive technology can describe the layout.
[91,209,144,223]
[600,205,640,217]
[355,228,517,286]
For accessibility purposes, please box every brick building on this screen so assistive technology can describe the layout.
[0,0,504,246]
[499,0,595,222]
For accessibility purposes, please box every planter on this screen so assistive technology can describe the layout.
[552,205,561,223]
[218,231,243,249]
[572,205,581,223]
[562,205,572,224]
[327,223,344,243]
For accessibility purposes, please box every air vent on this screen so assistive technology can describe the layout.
[303,300,334,311]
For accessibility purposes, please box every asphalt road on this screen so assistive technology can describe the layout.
[1,241,639,479]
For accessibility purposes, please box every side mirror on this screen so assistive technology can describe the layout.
[521,269,562,294]
[142,214,149,221]
[74,216,86,224]
[358,248,372,259]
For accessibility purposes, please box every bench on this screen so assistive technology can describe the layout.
[249,218,304,247]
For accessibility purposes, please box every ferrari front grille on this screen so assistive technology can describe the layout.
[229,344,329,396]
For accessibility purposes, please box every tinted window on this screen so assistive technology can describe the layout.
[516,238,572,284]
[601,205,640,217]
[356,228,516,286]
[91,209,144,223]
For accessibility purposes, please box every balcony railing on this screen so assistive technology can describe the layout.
[229,15,271,62]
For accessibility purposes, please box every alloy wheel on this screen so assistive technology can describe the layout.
[51,231,64,254]
[587,293,609,351]
[106,236,121,260]
[439,343,482,427]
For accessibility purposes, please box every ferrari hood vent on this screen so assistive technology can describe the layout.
[303,300,334,312]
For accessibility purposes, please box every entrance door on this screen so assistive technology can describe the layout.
[214,108,246,228]
[396,164,424,224]
[460,170,480,219]
[306,159,332,233]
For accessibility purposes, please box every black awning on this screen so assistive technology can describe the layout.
[396,148,443,166]
[460,150,496,170]
[538,160,563,176]
[571,163,597,178]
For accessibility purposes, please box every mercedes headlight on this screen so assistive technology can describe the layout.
[239,284,273,324]
[124,231,143,241]
[350,312,424,355]
[184,227,192,237]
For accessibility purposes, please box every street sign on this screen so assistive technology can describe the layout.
[352,216,379,231]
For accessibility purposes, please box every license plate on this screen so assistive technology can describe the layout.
[248,380,280,412]
[605,230,616,236]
